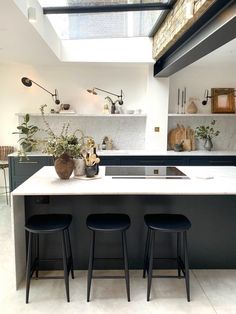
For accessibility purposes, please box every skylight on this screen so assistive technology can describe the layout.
[38,0,171,40]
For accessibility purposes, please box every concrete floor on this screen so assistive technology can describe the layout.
[1,194,236,314]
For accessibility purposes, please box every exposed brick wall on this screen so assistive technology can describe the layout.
[153,0,216,60]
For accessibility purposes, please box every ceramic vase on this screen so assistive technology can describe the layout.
[74,157,86,176]
[85,165,97,178]
[204,138,213,151]
[54,153,74,179]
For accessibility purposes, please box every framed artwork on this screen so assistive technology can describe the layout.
[211,88,235,113]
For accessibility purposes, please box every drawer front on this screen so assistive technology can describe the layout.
[120,157,186,166]
[12,156,53,176]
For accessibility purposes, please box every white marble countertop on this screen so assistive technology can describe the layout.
[8,150,236,157]
[12,166,236,196]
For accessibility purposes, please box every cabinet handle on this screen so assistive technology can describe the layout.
[18,161,39,164]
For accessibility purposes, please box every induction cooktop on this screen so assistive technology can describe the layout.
[105,166,189,179]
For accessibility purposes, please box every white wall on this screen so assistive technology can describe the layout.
[0,62,167,149]
[169,63,236,150]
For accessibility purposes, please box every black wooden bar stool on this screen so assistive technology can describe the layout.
[86,213,131,302]
[25,214,74,303]
[143,213,191,302]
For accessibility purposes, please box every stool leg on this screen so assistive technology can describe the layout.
[61,230,70,302]
[35,234,39,279]
[177,232,181,278]
[87,230,95,302]
[3,168,8,205]
[26,232,33,304]
[143,228,151,278]
[147,230,155,302]
[122,231,130,302]
[66,229,74,279]
[183,231,190,302]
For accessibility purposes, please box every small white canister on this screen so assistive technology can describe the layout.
[74,157,86,176]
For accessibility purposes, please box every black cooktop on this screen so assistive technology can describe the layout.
[105,166,188,179]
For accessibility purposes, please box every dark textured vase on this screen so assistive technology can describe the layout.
[54,154,74,179]
[85,165,97,178]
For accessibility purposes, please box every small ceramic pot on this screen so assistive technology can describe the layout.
[85,165,97,178]
[74,158,86,176]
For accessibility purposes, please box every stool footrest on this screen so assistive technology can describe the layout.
[33,275,65,280]
[151,275,185,279]
[93,275,125,279]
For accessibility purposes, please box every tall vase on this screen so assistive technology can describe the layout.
[204,138,213,151]
[54,153,74,179]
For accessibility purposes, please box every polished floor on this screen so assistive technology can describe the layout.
[1,194,236,314]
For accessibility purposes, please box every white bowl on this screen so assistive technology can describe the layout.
[126,110,135,114]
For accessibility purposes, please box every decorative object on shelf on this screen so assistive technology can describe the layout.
[62,104,70,110]
[186,98,198,114]
[87,87,124,114]
[195,119,220,151]
[211,88,235,113]
[174,142,183,152]
[168,124,195,151]
[13,113,39,153]
[176,87,186,114]
[40,104,98,179]
[21,77,60,105]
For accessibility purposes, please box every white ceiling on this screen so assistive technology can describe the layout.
[0,1,235,67]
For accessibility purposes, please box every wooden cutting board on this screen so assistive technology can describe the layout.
[168,124,195,151]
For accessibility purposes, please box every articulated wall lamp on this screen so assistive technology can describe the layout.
[21,77,60,105]
[87,87,123,106]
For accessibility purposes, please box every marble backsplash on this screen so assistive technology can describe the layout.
[24,115,147,150]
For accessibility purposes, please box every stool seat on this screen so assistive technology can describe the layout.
[25,214,72,233]
[144,213,191,232]
[86,213,130,232]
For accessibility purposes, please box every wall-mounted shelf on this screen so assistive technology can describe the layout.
[168,113,236,117]
[16,113,146,118]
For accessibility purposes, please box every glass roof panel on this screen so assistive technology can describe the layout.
[38,1,170,39]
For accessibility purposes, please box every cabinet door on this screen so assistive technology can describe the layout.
[120,156,187,166]
[9,156,54,191]
[99,156,120,165]
[189,156,236,166]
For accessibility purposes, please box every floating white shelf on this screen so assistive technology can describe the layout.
[168,113,236,117]
[16,113,146,117]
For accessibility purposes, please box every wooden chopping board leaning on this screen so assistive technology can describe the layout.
[168,124,196,151]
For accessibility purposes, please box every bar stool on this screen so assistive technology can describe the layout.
[143,213,191,302]
[86,213,130,302]
[25,214,74,303]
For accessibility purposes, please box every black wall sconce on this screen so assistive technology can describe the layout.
[87,87,123,105]
[21,77,60,105]
[87,87,123,114]
[202,89,212,105]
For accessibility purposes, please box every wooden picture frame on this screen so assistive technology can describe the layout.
[211,88,235,113]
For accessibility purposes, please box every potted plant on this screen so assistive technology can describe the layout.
[40,105,99,179]
[195,119,220,151]
[13,113,39,153]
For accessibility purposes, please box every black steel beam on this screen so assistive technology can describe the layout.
[149,0,177,37]
[154,0,236,77]
[43,3,172,15]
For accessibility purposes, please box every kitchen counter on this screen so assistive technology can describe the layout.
[8,150,236,157]
[11,165,236,289]
[12,165,236,196]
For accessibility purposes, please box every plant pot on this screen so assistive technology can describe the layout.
[204,138,213,151]
[85,165,97,178]
[54,154,74,179]
[74,157,86,176]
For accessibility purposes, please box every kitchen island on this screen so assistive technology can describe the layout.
[11,165,236,289]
